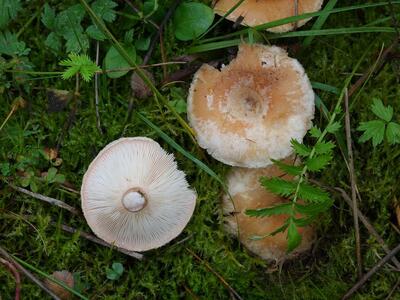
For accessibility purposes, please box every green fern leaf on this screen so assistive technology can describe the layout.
[246,203,292,218]
[298,183,330,203]
[271,159,303,176]
[91,0,117,23]
[287,219,302,252]
[291,139,311,157]
[314,141,335,155]
[60,53,101,82]
[0,0,21,29]
[260,177,296,197]
[306,154,332,172]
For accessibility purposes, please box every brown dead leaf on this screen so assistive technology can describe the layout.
[130,69,155,99]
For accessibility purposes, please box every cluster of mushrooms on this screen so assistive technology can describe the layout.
[81,1,323,263]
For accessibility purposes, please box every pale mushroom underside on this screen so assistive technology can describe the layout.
[81,137,196,252]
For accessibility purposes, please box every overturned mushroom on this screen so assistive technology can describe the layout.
[222,161,315,263]
[81,137,197,252]
[214,0,324,33]
[187,44,314,168]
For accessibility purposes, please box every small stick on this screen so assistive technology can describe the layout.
[185,247,243,300]
[0,246,61,300]
[143,0,181,65]
[342,243,400,299]
[54,223,143,260]
[10,184,81,216]
[344,88,362,277]
[385,278,400,300]
[94,41,103,135]
[0,257,21,300]
[332,186,400,269]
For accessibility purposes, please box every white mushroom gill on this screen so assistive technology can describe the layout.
[81,137,197,252]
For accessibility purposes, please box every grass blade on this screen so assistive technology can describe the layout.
[303,0,338,47]
[78,0,195,141]
[12,255,89,300]
[135,112,225,187]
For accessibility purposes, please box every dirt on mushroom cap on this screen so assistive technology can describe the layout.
[214,0,324,33]
[187,44,314,168]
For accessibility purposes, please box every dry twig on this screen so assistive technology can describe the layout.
[185,247,243,300]
[344,88,362,276]
[10,184,80,216]
[0,257,21,300]
[53,223,144,260]
[342,243,400,299]
[0,246,61,300]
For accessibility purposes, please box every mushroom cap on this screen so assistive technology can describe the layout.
[81,137,197,252]
[187,44,314,168]
[214,0,324,33]
[222,161,315,262]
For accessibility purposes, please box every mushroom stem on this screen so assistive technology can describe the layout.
[122,189,147,212]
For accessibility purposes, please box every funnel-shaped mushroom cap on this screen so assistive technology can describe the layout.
[81,137,197,252]
[222,161,315,262]
[188,44,314,168]
[214,0,323,33]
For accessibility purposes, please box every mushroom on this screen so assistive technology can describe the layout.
[222,160,315,262]
[187,44,314,168]
[81,137,197,252]
[214,0,324,33]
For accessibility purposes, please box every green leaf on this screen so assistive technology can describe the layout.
[91,0,117,23]
[246,203,293,218]
[259,177,296,197]
[135,37,151,51]
[106,262,123,280]
[46,167,57,182]
[55,174,66,184]
[0,31,30,56]
[306,154,332,172]
[30,180,38,193]
[287,219,302,253]
[295,199,334,215]
[0,162,10,176]
[249,223,289,241]
[0,0,21,29]
[86,24,106,41]
[358,120,386,147]
[173,2,214,41]
[371,98,393,122]
[41,4,56,30]
[298,183,331,203]
[169,99,187,114]
[310,126,322,138]
[104,45,136,78]
[386,122,400,145]
[326,121,341,133]
[291,139,311,157]
[64,30,89,54]
[45,32,61,52]
[314,141,335,155]
[20,177,30,187]
[60,53,101,82]
[271,159,303,176]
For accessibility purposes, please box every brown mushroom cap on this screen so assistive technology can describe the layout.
[187,44,314,168]
[81,137,197,252]
[222,161,315,262]
[214,0,324,33]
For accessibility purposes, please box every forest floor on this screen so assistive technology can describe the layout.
[1,0,400,299]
